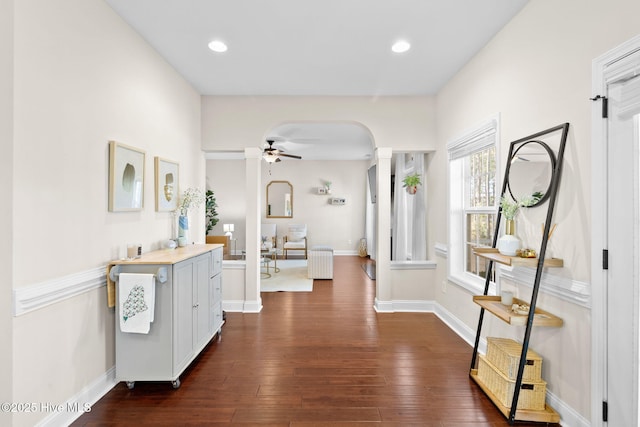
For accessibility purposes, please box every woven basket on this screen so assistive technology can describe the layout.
[477,355,546,410]
[486,337,542,381]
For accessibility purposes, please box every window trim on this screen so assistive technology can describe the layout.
[447,114,500,295]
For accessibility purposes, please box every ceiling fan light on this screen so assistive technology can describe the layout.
[263,153,278,163]
[391,40,411,53]
[208,40,228,53]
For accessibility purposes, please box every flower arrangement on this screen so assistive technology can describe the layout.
[500,196,520,220]
[500,192,543,219]
[177,187,204,216]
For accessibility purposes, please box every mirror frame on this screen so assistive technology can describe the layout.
[266,180,293,218]
[506,139,557,207]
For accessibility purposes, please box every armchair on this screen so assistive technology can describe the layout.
[283,224,307,259]
[206,235,231,258]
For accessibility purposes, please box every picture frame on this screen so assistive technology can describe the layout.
[154,157,179,212]
[108,141,145,212]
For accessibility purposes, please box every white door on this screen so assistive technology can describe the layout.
[603,47,640,426]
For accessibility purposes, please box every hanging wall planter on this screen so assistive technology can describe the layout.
[402,172,422,195]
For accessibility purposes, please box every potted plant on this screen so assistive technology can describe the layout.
[498,196,521,256]
[205,189,219,235]
[402,172,422,194]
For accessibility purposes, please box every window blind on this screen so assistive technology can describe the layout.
[447,117,498,160]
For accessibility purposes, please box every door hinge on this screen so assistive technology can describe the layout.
[590,95,608,118]
[603,249,609,270]
[603,400,608,422]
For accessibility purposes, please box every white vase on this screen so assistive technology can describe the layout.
[498,219,520,256]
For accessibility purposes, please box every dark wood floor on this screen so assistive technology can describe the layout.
[74,256,557,426]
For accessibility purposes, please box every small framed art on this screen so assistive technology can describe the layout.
[108,141,145,212]
[154,157,179,212]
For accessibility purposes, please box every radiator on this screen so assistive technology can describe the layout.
[308,246,334,279]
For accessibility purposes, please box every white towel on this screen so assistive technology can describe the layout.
[119,273,155,334]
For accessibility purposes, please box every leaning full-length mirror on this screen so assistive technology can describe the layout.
[266,180,293,218]
[506,140,556,207]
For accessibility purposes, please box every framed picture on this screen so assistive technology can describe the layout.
[154,157,179,212]
[108,141,145,212]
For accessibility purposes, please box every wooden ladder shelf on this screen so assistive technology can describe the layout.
[469,123,569,425]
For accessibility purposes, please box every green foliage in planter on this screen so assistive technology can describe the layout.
[205,189,219,235]
[402,172,422,188]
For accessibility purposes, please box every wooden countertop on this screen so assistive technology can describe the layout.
[110,244,223,266]
[106,244,223,308]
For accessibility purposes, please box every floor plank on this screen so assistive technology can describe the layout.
[73,256,560,426]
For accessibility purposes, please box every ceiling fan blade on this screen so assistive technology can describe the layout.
[278,153,302,159]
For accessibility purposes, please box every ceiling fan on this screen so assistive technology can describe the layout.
[262,139,302,163]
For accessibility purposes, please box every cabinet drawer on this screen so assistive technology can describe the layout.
[212,301,223,333]
[211,247,223,277]
[211,274,222,304]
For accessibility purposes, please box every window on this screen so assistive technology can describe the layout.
[448,115,499,294]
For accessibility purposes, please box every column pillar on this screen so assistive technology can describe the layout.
[243,147,262,312]
[374,147,393,312]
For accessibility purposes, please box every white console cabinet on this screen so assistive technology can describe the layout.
[110,244,223,389]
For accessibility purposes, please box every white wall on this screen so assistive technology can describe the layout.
[11,1,203,425]
[0,1,14,425]
[261,160,368,253]
[201,96,436,153]
[206,159,247,250]
[432,0,640,422]
[207,159,368,254]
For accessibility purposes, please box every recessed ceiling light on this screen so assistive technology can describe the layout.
[391,40,411,53]
[208,40,228,53]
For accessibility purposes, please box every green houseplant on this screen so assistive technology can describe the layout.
[498,196,521,256]
[402,172,422,194]
[205,189,219,235]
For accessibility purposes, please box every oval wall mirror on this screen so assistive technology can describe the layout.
[507,140,556,207]
[266,180,293,218]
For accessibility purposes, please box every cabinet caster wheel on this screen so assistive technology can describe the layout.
[126,381,135,389]
[172,379,181,389]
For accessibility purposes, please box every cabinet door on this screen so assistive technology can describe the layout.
[174,260,194,374]
[194,253,212,350]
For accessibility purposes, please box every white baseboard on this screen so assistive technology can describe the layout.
[546,389,590,427]
[36,367,117,427]
[334,250,358,256]
[242,300,262,313]
[386,299,435,312]
[222,300,245,312]
[432,301,484,352]
[373,298,394,312]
